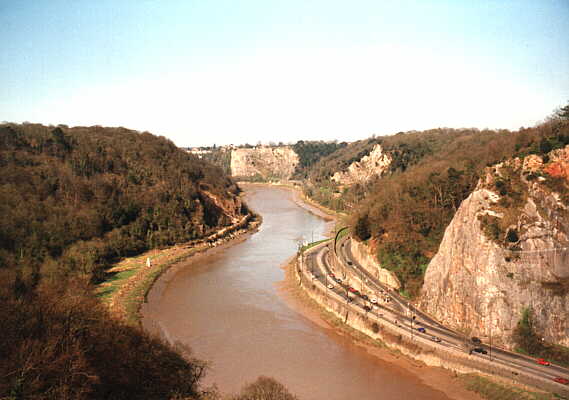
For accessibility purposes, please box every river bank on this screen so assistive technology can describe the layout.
[97,213,261,326]
[113,182,554,399]
[276,186,562,400]
[239,181,338,217]
[277,256,485,400]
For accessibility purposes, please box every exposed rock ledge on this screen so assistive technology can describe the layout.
[348,238,401,290]
[230,146,299,180]
[420,149,569,349]
[331,144,392,185]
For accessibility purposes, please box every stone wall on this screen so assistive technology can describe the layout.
[296,244,569,397]
[347,238,401,289]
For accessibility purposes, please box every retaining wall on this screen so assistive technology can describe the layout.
[296,244,569,397]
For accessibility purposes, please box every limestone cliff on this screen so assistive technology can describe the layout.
[230,146,299,181]
[348,238,401,290]
[331,144,392,185]
[420,147,569,349]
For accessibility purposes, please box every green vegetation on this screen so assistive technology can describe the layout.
[1,279,208,399]
[460,374,559,400]
[0,123,251,399]
[292,140,347,179]
[200,147,232,175]
[301,238,331,252]
[326,120,569,297]
[0,123,248,287]
[513,307,569,367]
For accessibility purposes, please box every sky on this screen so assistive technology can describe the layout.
[1,1,568,147]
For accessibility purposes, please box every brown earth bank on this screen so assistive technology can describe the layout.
[134,183,546,399]
[99,212,260,325]
[276,257,485,400]
[238,182,339,222]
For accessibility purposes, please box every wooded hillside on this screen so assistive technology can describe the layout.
[350,121,569,297]
[0,123,250,399]
[300,119,569,298]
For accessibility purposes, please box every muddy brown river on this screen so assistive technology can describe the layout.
[142,186,452,399]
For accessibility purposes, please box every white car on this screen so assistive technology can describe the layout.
[327,283,334,289]
[370,297,378,303]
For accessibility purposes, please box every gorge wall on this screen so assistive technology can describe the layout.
[348,238,401,290]
[331,144,392,186]
[420,147,569,349]
[230,146,299,181]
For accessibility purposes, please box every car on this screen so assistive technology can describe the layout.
[363,305,371,312]
[553,377,569,385]
[472,347,488,355]
[328,272,335,279]
[354,290,361,296]
[348,287,356,293]
[370,297,378,303]
[417,327,426,333]
[536,358,551,366]
[362,294,369,301]
[347,260,353,265]
[431,336,441,343]
[327,283,334,289]
[335,278,342,283]
[471,337,481,344]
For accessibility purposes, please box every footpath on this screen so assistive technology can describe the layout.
[97,214,260,326]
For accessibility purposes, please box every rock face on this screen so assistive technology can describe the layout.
[420,147,569,349]
[348,239,401,290]
[230,146,299,181]
[331,144,392,185]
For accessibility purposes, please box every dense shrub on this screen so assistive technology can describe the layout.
[0,123,251,399]
[229,376,298,400]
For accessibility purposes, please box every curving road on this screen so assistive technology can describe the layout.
[303,237,569,393]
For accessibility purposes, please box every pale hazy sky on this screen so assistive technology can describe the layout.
[1,1,568,147]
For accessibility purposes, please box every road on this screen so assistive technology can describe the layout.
[303,237,569,392]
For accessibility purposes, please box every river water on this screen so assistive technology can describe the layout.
[142,186,451,400]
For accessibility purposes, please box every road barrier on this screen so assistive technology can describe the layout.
[297,242,569,397]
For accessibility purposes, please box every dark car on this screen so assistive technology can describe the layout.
[471,337,481,344]
[472,347,488,355]
[347,260,353,266]
[362,294,369,301]
[417,327,426,333]
[363,305,371,312]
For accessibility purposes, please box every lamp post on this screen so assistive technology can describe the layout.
[489,317,492,362]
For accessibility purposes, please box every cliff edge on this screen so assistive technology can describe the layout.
[331,144,392,186]
[230,146,299,181]
[420,147,569,349]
